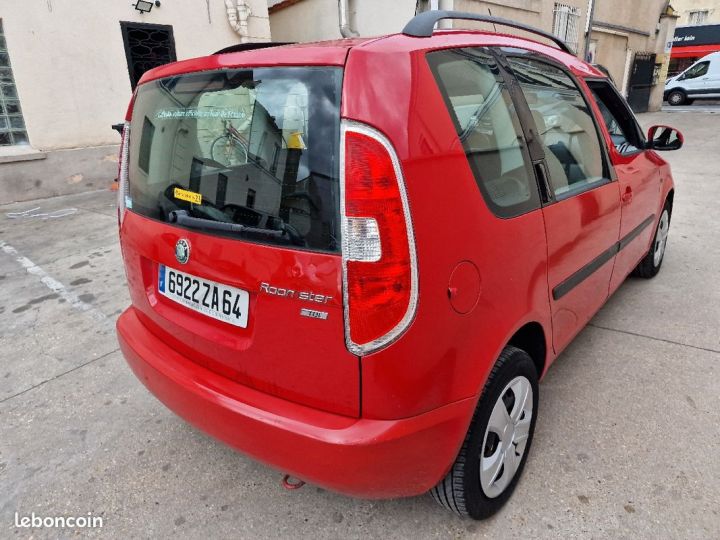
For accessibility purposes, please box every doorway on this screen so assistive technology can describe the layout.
[627,52,656,113]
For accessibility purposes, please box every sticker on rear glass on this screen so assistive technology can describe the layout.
[155,108,247,120]
[124,195,133,209]
[173,187,202,205]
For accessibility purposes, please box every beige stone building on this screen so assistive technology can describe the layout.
[671,0,720,24]
[269,0,677,111]
[668,1,720,74]
[0,0,271,203]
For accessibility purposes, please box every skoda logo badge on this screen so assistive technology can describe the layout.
[175,239,190,264]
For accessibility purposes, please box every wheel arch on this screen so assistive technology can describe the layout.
[666,188,675,215]
[506,321,547,379]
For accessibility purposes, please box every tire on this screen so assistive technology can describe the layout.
[632,203,671,279]
[667,90,686,106]
[430,346,539,520]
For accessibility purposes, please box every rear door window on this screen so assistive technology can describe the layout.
[427,48,541,218]
[506,56,608,200]
[127,67,343,253]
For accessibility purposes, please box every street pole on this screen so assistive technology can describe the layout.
[583,0,596,61]
[437,0,453,28]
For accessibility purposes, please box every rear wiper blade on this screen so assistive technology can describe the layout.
[169,210,284,238]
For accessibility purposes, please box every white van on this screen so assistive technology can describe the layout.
[665,51,720,105]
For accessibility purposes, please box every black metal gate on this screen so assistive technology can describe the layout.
[627,52,656,113]
[120,21,177,89]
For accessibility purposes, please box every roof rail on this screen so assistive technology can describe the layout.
[213,42,295,55]
[402,10,572,55]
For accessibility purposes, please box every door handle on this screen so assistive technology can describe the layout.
[621,187,633,204]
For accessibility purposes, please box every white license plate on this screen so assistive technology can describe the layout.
[158,264,249,328]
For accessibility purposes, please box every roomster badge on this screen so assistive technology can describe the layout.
[175,239,190,264]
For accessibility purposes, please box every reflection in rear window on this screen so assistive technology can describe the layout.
[127,67,342,253]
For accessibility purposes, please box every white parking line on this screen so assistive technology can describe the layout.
[0,241,107,322]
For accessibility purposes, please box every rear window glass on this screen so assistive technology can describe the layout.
[127,67,342,253]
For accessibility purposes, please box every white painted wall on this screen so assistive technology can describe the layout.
[269,0,416,42]
[0,0,271,150]
[270,0,588,50]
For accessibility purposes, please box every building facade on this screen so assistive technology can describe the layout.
[0,1,271,204]
[671,0,720,24]
[668,0,720,74]
[269,0,677,111]
[587,1,678,111]
[670,23,720,73]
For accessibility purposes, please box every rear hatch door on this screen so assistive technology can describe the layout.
[121,64,358,416]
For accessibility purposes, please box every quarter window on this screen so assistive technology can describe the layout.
[427,48,540,218]
[508,57,606,200]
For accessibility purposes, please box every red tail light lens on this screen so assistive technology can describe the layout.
[117,94,136,227]
[341,122,418,355]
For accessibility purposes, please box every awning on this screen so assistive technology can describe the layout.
[671,44,720,58]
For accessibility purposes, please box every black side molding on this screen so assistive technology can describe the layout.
[402,10,572,54]
[553,214,655,300]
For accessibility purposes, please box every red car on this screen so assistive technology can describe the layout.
[116,11,681,519]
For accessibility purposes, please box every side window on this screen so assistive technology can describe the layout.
[507,57,607,200]
[427,48,540,218]
[682,61,709,80]
[587,80,645,156]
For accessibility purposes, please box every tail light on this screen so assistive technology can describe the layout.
[117,121,130,226]
[341,121,418,355]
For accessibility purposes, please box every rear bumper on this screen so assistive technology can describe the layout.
[117,307,475,498]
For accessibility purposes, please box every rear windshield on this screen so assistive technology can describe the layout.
[127,66,342,253]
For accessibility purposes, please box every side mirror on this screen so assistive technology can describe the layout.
[647,125,683,151]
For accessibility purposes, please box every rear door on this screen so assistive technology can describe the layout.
[505,54,621,352]
[122,65,359,416]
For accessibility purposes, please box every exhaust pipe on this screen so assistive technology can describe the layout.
[281,474,306,490]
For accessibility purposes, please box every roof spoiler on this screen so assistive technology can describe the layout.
[402,10,572,55]
[213,42,295,55]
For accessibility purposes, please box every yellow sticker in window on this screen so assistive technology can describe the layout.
[173,187,202,205]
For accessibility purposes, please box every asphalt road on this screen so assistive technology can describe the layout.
[662,100,720,113]
[1,111,719,539]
